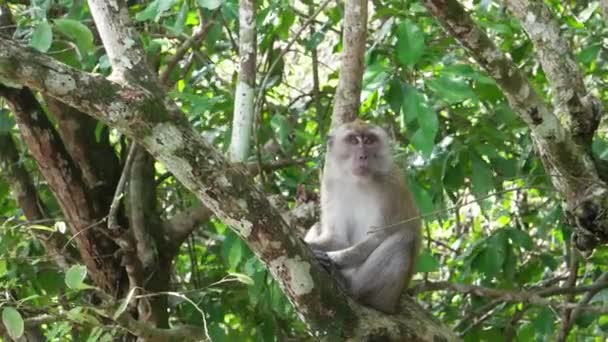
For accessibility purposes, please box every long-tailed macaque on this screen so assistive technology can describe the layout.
[305,120,421,314]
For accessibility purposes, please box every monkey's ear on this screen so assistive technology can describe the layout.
[327,135,335,147]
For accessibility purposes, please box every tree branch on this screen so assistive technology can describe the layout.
[504,0,602,144]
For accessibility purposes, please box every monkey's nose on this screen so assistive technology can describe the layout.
[359,155,368,160]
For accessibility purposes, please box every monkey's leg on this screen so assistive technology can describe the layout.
[347,234,417,313]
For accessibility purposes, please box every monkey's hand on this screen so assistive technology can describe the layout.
[312,249,348,291]
[312,249,334,270]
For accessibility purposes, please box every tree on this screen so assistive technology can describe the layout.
[0,0,607,341]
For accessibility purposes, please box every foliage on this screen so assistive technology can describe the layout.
[1,0,608,340]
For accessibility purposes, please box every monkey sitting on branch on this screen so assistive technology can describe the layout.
[305,120,421,314]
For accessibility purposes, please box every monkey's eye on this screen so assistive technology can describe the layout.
[363,134,378,145]
[345,135,359,145]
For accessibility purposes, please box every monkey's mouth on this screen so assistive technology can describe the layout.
[352,166,372,176]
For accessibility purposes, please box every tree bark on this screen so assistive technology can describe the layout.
[331,0,368,126]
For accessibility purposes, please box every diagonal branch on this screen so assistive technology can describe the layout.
[504,0,602,144]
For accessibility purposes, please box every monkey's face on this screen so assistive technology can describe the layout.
[328,122,392,179]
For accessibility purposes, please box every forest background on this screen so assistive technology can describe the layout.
[1,0,608,341]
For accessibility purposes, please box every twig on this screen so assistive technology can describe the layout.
[107,143,138,231]
[559,272,608,341]
[373,186,539,231]
[557,234,580,341]
[504,304,530,342]
[159,19,215,85]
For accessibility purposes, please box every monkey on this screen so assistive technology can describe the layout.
[304,120,421,314]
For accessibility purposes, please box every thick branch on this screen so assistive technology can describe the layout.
[504,0,602,144]
[163,205,213,250]
[0,133,69,268]
[0,85,121,293]
[45,97,121,210]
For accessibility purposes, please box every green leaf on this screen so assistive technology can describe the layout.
[471,233,507,278]
[0,109,15,134]
[533,307,555,337]
[271,114,290,148]
[222,233,244,270]
[396,19,425,67]
[197,0,223,10]
[2,307,24,340]
[173,1,189,34]
[470,154,494,198]
[442,155,465,190]
[65,264,88,290]
[136,0,175,22]
[426,75,476,104]
[506,228,534,250]
[415,250,440,273]
[407,175,434,215]
[30,21,53,52]
[386,78,403,114]
[401,85,438,156]
[0,259,7,277]
[53,19,94,56]
[577,43,601,64]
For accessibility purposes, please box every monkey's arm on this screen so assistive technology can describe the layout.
[304,222,346,251]
[325,231,389,268]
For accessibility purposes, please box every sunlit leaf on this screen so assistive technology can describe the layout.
[30,21,53,52]
[65,264,89,290]
[54,19,94,56]
[173,1,189,34]
[415,250,440,273]
[2,307,24,340]
[197,0,223,10]
[136,0,175,21]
